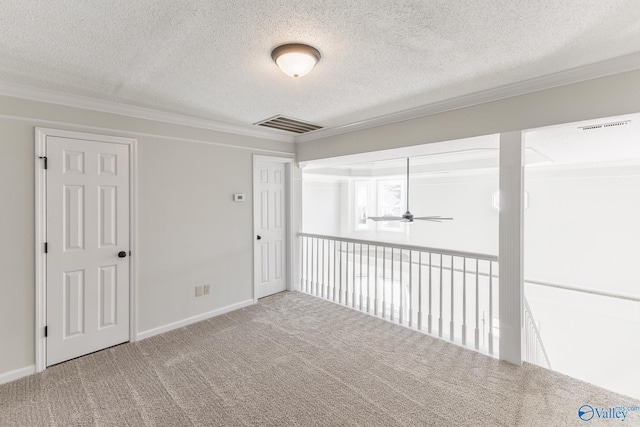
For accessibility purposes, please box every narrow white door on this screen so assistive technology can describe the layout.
[254,160,287,298]
[46,136,130,366]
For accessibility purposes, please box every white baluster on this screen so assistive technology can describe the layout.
[339,241,343,304]
[325,239,329,299]
[488,261,494,355]
[475,258,480,351]
[321,239,325,298]
[359,244,364,310]
[418,252,423,330]
[305,237,311,293]
[462,257,467,346]
[352,243,356,308]
[390,248,395,322]
[311,238,315,294]
[409,250,413,328]
[344,242,348,305]
[399,249,403,324]
[382,247,386,319]
[367,245,371,313]
[299,236,304,291]
[450,255,454,342]
[332,240,338,302]
[428,252,433,334]
[438,253,443,337]
[316,238,320,296]
[345,242,349,305]
[374,246,379,316]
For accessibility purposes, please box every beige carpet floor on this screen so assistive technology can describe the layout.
[0,291,637,426]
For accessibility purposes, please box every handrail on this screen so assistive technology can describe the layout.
[525,279,640,303]
[298,232,498,262]
[524,297,552,369]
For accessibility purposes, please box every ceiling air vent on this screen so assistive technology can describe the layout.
[578,120,630,131]
[255,115,323,134]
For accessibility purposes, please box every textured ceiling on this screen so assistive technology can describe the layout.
[2,1,640,136]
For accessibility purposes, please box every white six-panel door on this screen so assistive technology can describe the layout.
[254,160,287,299]
[46,136,130,366]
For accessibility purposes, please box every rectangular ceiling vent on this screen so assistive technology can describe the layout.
[255,115,323,134]
[579,120,630,131]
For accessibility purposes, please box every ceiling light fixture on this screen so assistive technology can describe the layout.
[271,43,321,78]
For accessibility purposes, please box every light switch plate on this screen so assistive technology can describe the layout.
[233,193,245,202]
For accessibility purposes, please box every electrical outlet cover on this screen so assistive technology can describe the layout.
[203,284,211,295]
[195,285,203,297]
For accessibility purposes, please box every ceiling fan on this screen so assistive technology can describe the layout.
[368,158,453,223]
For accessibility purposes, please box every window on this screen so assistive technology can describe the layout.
[351,178,405,232]
[377,179,404,231]
[354,181,370,230]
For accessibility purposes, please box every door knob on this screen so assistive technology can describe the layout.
[118,251,127,258]
[257,235,262,240]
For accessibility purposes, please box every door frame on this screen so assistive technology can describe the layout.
[252,155,294,302]
[34,127,139,372]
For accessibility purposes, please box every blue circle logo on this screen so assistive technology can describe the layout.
[578,405,595,422]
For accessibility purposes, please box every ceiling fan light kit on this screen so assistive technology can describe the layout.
[271,43,321,78]
[368,158,453,223]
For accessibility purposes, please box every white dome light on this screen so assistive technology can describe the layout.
[271,44,321,78]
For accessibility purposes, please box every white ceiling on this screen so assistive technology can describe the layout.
[2,1,640,140]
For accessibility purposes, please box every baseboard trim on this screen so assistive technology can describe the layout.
[0,365,36,385]
[136,299,255,341]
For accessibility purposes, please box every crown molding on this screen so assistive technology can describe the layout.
[0,81,295,143]
[1,52,638,146]
[296,52,640,143]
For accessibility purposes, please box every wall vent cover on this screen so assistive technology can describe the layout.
[255,115,323,134]
[579,120,630,131]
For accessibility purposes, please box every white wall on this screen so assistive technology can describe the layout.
[525,170,640,294]
[137,140,254,332]
[0,95,295,378]
[0,119,35,376]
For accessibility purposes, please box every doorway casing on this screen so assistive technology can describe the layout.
[34,127,139,372]
[252,155,295,302]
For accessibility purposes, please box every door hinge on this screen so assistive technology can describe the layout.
[39,156,48,169]
[44,326,48,337]
[44,242,48,253]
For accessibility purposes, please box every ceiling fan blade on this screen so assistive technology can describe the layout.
[414,216,453,221]
[367,216,403,221]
